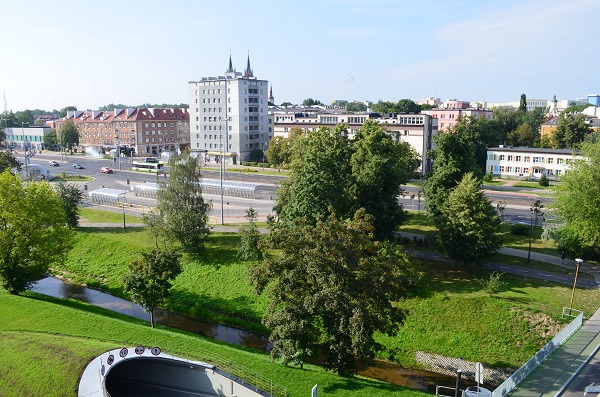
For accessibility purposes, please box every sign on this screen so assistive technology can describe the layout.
[312,384,318,397]
[119,348,128,358]
[107,354,114,365]
[151,346,161,356]
[135,345,145,355]
[475,362,484,384]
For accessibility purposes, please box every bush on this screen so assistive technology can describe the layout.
[539,174,549,187]
[483,173,494,183]
[510,224,530,236]
[241,161,249,166]
[477,271,507,296]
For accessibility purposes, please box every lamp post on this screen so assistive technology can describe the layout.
[455,357,463,397]
[569,258,583,315]
[219,117,224,225]
[528,200,544,263]
[131,129,135,161]
[115,130,121,170]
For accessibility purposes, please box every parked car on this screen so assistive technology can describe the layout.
[72,164,85,169]
[48,160,59,167]
[100,167,113,174]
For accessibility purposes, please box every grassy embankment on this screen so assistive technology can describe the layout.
[52,208,600,372]
[0,292,425,397]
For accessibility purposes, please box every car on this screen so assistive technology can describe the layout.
[72,164,85,169]
[100,167,113,174]
[48,160,59,167]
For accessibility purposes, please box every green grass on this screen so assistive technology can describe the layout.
[53,226,600,372]
[78,207,143,224]
[0,292,427,397]
[52,174,94,182]
[512,181,546,189]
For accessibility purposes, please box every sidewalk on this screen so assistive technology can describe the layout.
[509,306,600,397]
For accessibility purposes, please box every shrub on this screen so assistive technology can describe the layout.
[510,224,530,236]
[241,161,249,166]
[483,173,494,183]
[477,271,507,296]
[539,174,549,187]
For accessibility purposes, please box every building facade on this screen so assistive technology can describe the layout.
[188,55,270,164]
[420,108,493,132]
[56,108,189,156]
[269,106,437,175]
[486,146,581,179]
[6,126,52,151]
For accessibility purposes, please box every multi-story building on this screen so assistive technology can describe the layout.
[486,146,582,179]
[269,106,437,175]
[421,107,493,132]
[188,55,270,164]
[57,108,189,156]
[6,126,52,151]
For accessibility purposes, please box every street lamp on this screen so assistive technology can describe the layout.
[455,357,463,397]
[219,117,224,225]
[527,200,544,263]
[131,129,135,161]
[569,258,583,315]
[115,130,121,170]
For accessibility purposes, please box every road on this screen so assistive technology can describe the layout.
[23,151,554,224]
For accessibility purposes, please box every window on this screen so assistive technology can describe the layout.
[499,155,505,161]
[547,157,554,164]
[533,157,543,163]
[524,156,530,162]
[499,166,505,172]
[557,158,564,165]
[508,155,513,161]
[507,166,513,172]
[523,167,529,174]
[516,156,522,162]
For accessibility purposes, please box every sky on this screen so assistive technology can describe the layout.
[1,0,598,112]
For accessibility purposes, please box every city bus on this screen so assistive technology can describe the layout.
[132,161,164,173]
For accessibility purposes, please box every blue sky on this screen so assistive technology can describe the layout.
[1,0,598,112]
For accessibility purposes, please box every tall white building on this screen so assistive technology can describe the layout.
[188,55,270,164]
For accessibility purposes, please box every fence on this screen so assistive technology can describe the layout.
[490,311,583,397]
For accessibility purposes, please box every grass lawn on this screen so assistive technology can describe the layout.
[78,206,144,224]
[53,226,600,372]
[52,174,94,182]
[0,292,426,397]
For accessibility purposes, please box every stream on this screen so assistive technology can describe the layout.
[31,276,457,393]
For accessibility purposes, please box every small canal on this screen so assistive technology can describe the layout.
[32,276,458,393]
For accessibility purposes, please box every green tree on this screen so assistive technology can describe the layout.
[275,126,353,224]
[237,207,263,262]
[302,98,324,106]
[519,93,527,112]
[57,106,77,118]
[0,172,72,294]
[437,172,502,265]
[248,148,265,163]
[14,110,34,127]
[153,151,210,256]
[43,129,58,149]
[0,151,20,173]
[123,248,182,328]
[250,209,417,376]
[350,120,419,239]
[552,112,591,149]
[280,102,293,107]
[265,128,303,170]
[58,120,80,151]
[424,130,480,223]
[492,106,520,143]
[552,141,600,254]
[454,115,502,171]
[507,123,536,147]
[55,182,84,228]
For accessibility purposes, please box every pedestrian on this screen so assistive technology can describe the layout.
[561,250,566,265]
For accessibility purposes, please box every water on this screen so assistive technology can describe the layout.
[31,276,457,392]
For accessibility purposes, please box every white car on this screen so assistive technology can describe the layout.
[48,160,59,167]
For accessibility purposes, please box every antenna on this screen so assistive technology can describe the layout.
[3,91,7,115]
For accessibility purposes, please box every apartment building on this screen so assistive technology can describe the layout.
[486,146,581,179]
[269,106,437,175]
[421,107,493,132]
[6,126,52,150]
[57,108,190,156]
[188,55,270,164]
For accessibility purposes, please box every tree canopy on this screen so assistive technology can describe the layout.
[302,98,324,106]
[371,99,422,114]
[250,209,417,376]
[0,151,20,173]
[151,151,210,255]
[452,115,503,171]
[552,141,600,255]
[551,112,591,149]
[59,120,80,150]
[436,172,502,265]
[55,182,84,228]
[0,172,72,294]
[123,247,182,328]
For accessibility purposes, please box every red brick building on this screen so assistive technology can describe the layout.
[56,108,190,156]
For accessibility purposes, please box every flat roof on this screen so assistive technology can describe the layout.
[488,147,580,155]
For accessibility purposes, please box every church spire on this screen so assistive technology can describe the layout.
[226,52,234,73]
[243,52,254,78]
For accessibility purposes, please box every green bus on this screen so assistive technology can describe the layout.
[132,161,164,173]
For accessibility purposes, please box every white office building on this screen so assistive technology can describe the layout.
[486,146,582,180]
[188,55,270,164]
